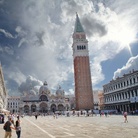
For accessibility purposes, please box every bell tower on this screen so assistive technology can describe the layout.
[72,13,94,110]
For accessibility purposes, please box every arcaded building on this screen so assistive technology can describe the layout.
[19,82,70,114]
[103,70,138,112]
[72,13,94,110]
[0,64,7,112]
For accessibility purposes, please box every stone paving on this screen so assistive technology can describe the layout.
[0,115,138,138]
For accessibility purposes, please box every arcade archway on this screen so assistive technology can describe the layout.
[58,104,64,111]
[39,102,48,113]
[24,105,29,113]
[31,104,36,113]
[51,104,56,112]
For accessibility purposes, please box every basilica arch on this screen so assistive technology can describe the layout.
[57,104,64,111]
[24,105,29,113]
[31,104,36,113]
[50,104,56,112]
[39,102,48,113]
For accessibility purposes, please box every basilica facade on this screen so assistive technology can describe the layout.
[19,82,70,114]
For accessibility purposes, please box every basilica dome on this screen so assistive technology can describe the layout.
[56,86,64,97]
[39,81,50,95]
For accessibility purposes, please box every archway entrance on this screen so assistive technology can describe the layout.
[58,104,64,111]
[31,104,36,113]
[39,102,48,113]
[51,104,56,113]
[24,105,29,113]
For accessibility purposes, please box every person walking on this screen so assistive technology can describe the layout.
[123,112,128,123]
[35,114,38,120]
[3,117,15,138]
[15,116,21,138]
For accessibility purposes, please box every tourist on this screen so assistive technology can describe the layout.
[35,114,38,120]
[123,112,128,123]
[105,112,108,117]
[3,117,15,138]
[15,116,21,138]
[77,112,80,117]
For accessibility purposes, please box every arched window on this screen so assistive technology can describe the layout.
[39,95,48,101]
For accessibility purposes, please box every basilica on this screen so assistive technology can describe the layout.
[19,81,71,114]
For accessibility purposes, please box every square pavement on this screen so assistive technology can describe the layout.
[0,115,138,138]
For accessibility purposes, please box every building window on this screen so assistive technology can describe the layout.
[133,78,135,83]
[131,91,134,97]
[130,79,132,85]
[135,89,137,96]
[127,80,129,86]
[128,92,130,98]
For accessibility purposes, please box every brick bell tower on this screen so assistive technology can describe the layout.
[72,13,94,110]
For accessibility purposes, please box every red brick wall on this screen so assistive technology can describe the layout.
[74,56,94,110]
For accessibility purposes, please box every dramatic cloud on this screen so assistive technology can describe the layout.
[113,55,138,79]
[0,0,138,95]
[0,29,14,38]
[18,76,43,94]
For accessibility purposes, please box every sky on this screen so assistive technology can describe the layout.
[0,0,138,96]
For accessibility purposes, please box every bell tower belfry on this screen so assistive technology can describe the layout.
[72,13,94,110]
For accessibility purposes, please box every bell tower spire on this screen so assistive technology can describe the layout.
[74,12,84,33]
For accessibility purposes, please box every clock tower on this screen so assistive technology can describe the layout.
[72,13,94,110]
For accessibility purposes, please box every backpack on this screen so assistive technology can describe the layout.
[3,122,7,131]
[3,121,11,131]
